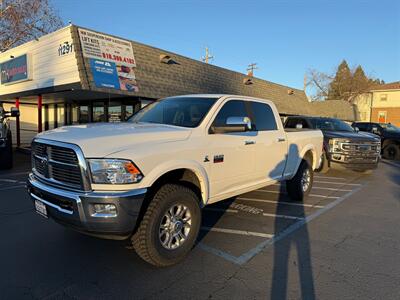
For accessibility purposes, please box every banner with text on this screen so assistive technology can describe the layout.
[79,28,138,92]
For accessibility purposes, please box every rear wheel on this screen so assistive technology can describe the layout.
[383,144,399,160]
[286,160,313,202]
[0,132,13,170]
[132,184,201,267]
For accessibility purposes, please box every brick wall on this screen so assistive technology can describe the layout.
[371,107,400,126]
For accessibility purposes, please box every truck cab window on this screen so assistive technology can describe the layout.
[212,100,247,127]
[250,102,277,131]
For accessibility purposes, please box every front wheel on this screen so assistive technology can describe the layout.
[286,160,313,202]
[132,184,201,267]
[383,144,400,160]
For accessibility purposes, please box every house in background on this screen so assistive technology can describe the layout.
[353,81,400,126]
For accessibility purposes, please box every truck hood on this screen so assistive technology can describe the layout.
[323,130,380,142]
[36,122,192,157]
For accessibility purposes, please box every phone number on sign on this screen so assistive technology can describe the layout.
[102,53,135,64]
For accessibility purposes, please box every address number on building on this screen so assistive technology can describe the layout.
[58,42,74,56]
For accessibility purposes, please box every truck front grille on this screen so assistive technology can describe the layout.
[32,141,90,190]
[340,142,380,153]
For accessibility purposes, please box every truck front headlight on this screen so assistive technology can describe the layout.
[328,138,341,153]
[88,159,143,184]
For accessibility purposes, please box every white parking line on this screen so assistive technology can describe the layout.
[314,180,362,186]
[237,197,325,208]
[312,186,352,192]
[314,175,347,180]
[0,185,26,191]
[200,184,365,265]
[262,212,303,220]
[201,227,274,238]
[0,179,18,183]
[204,208,238,214]
[257,189,340,199]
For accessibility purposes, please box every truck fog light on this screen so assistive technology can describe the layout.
[91,204,117,218]
[333,154,341,160]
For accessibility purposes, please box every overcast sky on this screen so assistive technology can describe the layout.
[53,0,400,89]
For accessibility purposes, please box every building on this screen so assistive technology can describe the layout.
[0,24,356,148]
[353,81,400,126]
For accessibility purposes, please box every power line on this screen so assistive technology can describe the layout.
[247,63,258,76]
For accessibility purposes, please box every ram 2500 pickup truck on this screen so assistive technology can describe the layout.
[27,95,323,267]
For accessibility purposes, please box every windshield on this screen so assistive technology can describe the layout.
[310,118,354,132]
[128,97,218,128]
[380,123,400,133]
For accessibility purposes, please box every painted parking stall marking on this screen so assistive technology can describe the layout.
[199,171,368,264]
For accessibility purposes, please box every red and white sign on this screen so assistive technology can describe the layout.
[78,28,136,67]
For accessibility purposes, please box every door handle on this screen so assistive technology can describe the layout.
[245,140,256,145]
[277,138,286,142]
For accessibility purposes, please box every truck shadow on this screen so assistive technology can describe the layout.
[197,143,316,299]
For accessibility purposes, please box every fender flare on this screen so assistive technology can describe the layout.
[141,160,210,206]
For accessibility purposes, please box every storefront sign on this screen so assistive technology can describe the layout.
[79,28,138,92]
[0,54,31,85]
[90,59,120,89]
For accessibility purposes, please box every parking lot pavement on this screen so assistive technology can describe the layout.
[1,153,399,299]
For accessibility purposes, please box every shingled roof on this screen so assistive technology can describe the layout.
[370,81,400,91]
[308,100,355,121]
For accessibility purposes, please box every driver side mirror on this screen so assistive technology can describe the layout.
[210,116,252,134]
[354,126,359,133]
[372,127,380,135]
[10,107,20,117]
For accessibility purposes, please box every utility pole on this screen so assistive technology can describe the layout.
[247,63,258,77]
[201,47,214,64]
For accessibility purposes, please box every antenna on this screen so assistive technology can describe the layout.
[247,63,258,77]
[201,47,214,64]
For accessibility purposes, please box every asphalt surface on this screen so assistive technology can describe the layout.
[1,152,399,299]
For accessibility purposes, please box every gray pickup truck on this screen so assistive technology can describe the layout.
[0,104,19,169]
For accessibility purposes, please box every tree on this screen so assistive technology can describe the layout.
[306,60,384,102]
[0,0,63,52]
[327,60,353,100]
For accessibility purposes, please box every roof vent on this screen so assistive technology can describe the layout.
[287,89,294,95]
[160,54,173,64]
[243,78,253,85]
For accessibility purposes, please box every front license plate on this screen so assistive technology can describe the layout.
[35,199,48,218]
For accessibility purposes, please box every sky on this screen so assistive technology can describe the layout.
[53,0,400,90]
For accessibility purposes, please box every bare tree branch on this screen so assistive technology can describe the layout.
[0,0,63,53]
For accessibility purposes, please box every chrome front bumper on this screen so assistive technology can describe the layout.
[27,173,147,239]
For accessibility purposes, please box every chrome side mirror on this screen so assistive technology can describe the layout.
[210,116,252,134]
[296,123,303,129]
[354,126,359,133]
[226,116,252,130]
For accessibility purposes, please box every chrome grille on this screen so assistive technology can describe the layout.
[32,140,88,190]
[340,142,380,153]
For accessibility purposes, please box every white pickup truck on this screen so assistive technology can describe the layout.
[27,94,323,266]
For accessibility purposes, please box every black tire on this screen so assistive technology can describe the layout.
[383,144,400,160]
[286,160,313,202]
[316,151,329,174]
[0,132,13,170]
[132,184,201,267]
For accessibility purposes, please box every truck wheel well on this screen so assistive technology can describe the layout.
[303,150,314,167]
[383,139,400,148]
[133,169,203,235]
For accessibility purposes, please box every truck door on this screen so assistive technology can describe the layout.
[249,101,287,181]
[207,100,256,199]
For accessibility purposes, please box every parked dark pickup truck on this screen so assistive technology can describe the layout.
[0,104,19,169]
[285,116,381,173]
[352,122,400,160]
